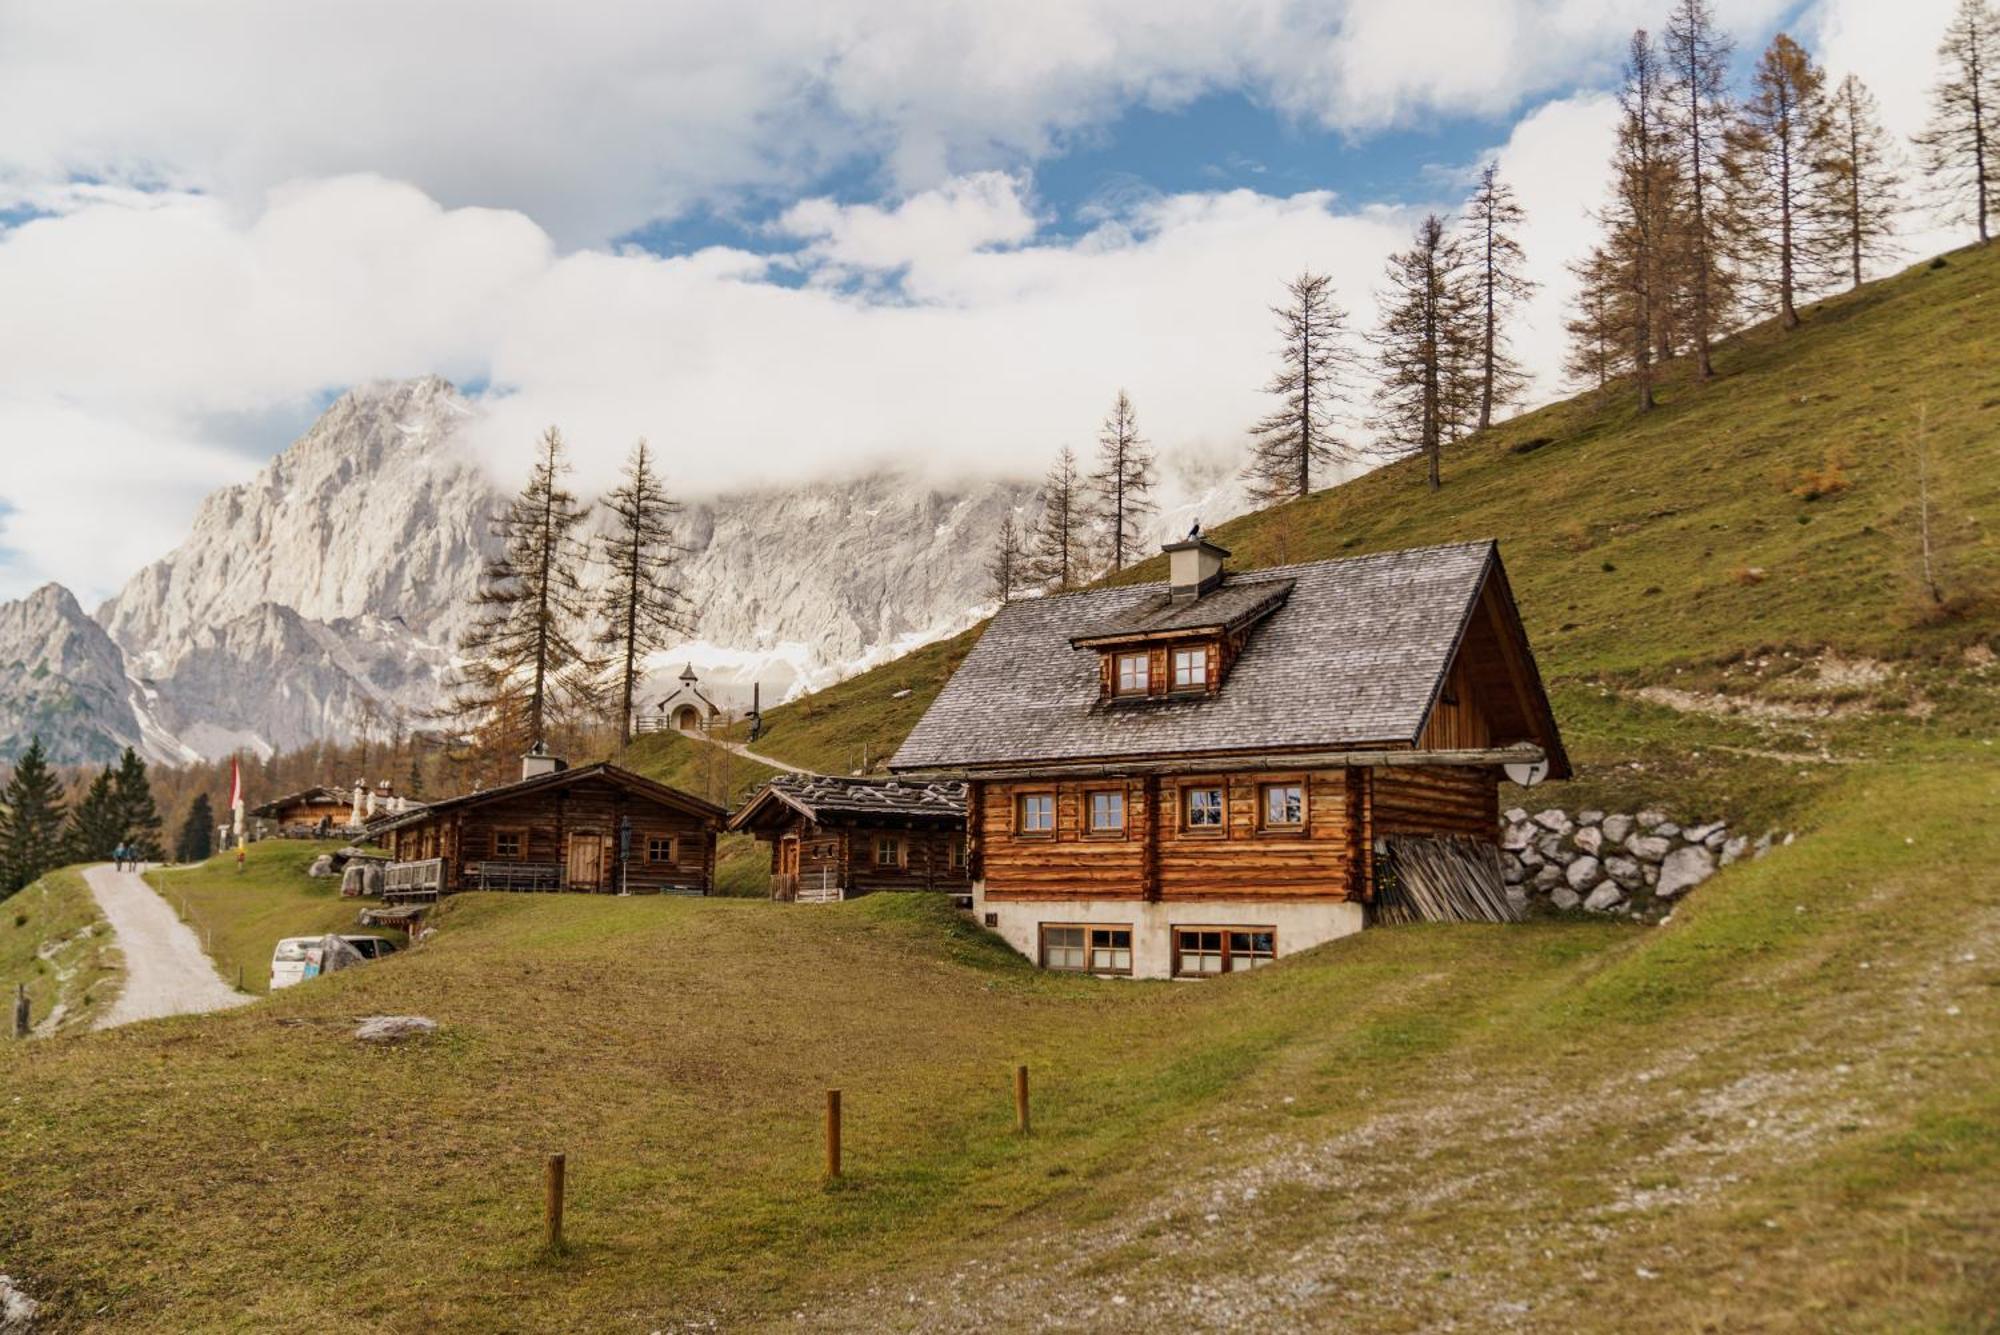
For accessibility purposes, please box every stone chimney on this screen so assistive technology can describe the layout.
[1163,530,1229,604]
[521,740,566,782]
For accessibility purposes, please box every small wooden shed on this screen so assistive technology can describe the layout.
[728,774,969,903]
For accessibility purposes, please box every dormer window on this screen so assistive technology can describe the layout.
[1172,646,1209,691]
[1116,652,1150,695]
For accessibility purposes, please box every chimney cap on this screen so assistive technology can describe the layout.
[1160,536,1231,557]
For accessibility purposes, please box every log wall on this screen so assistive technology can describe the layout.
[1368,764,1499,841]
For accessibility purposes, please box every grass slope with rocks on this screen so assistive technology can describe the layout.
[0,869,119,1036]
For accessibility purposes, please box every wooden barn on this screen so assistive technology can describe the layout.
[728,774,970,903]
[371,753,725,900]
[889,536,1568,978]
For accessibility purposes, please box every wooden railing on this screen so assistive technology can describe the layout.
[465,861,563,892]
[384,858,444,901]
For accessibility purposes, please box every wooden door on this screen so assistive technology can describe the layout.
[567,833,604,890]
[779,836,801,877]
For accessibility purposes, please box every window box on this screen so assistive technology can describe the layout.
[1173,927,1277,977]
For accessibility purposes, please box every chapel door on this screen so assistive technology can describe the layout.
[567,833,604,890]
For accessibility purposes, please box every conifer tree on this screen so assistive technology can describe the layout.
[451,426,598,755]
[1460,166,1536,430]
[988,511,1025,605]
[174,792,216,865]
[1664,0,1736,378]
[1914,0,1998,244]
[1243,272,1357,505]
[1597,30,1681,412]
[63,767,122,865]
[1369,214,1481,491]
[112,747,164,862]
[1090,390,1156,571]
[1562,246,1626,392]
[1029,445,1090,592]
[1725,33,1837,328]
[596,438,689,744]
[1824,73,1906,287]
[0,738,67,895]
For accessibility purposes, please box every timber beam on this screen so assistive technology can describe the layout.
[895,745,1546,784]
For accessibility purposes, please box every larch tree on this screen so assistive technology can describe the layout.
[988,510,1026,605]
[1604,28,1680,412]
[1242,271,1357,505]
[1563,246,1626,393]
[1369,213,1481,491]
[1090,390,1156,571]
[0,738,67,895]
[596,438,689,745]
[1725,33,1837,329]
[112,747,165,862]
[174,792,216,865]
[1664,0,1736,378]
[451,426,598,755]
[1824,73,1906,287]
[1029,445,1090,592]
[1460,165,1536,431]
[1914,0,1999,244]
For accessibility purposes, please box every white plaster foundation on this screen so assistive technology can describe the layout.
[973,883,1366,980]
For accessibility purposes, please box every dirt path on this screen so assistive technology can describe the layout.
[83,864,251,1029]
[694,732,806,774]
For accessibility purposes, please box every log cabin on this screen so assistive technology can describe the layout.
[249,785,357,834]
[727,774,970,903]
[888,536,1568,979]
[371,750,725,900]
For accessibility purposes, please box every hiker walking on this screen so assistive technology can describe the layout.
[112,842,128,873]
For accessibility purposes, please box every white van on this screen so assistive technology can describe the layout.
[269,934,399,989]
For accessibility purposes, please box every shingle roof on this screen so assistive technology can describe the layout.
[728,774,965,831]
[1071,578,1293,645]
[369,762,725,836]
[890,540,1507,770]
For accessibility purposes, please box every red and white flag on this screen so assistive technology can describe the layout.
[229,757,243,811]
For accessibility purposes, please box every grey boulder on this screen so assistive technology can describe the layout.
[1584,883,1625,912]
[1627,835,1672,864]
[354,1015,438,1043]
[1565,856,1602,890]
[1655,845,1717,899]
[1601,814,1635,845]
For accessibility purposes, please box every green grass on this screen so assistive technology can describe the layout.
[145,841,398,995]
[0,868,119,1035]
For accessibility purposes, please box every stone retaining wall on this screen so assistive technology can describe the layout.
[1500,806,1791,920]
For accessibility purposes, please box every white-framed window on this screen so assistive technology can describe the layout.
[646,835,676,864]
[874,835,904,866]
[1116,652,1150,695]
[1088,789,1125,833]
[1041,924,1134,975]
[1262,783,1305,829]
[1184,786,1224,830]
[1174,927,1276,977]
[1172,646,1208,690]
[1018,792,1055,834]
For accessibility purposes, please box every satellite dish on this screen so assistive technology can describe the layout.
[1505,758,1550,788]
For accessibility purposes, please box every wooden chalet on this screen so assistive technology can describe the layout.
[250,785,356,833]
[728,774,969,903]
[889,536,1568,979]
[370,752,725,900]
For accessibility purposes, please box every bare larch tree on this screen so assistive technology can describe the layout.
[1563,245,1625,393]
[1461,165,1536,431]
[1090,390,1156,571]
[1604,29,1680,412]
[988,510,1026,605]
[1243,271,1356,505]
[596,438,690,744]
[1725,33,1836,329]
[1370,213,1481,491]
[1824,73,1906,287]
[452,426,598,755]
[1914,0,1999,244]
[1664,0,1735,379]
[1029,444,1090,592]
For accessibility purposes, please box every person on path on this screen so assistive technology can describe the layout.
[112,842,128,873]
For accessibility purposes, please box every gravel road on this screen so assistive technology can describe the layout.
[84,864,252,1028]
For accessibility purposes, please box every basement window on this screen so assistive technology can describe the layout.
[1173,928,1276,977]
[1041,924,1134,975]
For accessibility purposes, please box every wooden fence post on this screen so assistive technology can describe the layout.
[12,984,27,1039]
[545,1153,566,1251]
[825,1089,842,1179]
[1015,1064,1031,1135]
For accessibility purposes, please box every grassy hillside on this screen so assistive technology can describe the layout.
[0,868,119,1035]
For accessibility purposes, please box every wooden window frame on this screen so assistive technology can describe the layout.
[873,834,905,867]
[946,835,966,870]
[1084,787,1127,838]
[1015,791,1056,838]
[645,834,677,865]
[491,828,527,861]
[1114,651,1150,696]
[1171,644,1209,692]
[1040,922,1134,976]
[1179,783,1227,837]
[1171,925,1278,978]
[1257,780,1307,833]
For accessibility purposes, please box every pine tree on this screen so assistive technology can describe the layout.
[1028,445,1090,592]
[1663,0,1736,378]
[1725,33,1837,328]
[1242,272,1357,505]
[1603,28,1680,412]
[1914,0,1998,244]
[596,438,689,744]
[174,792,216,865]
[450,426,598,755]
[1369,214,1482,491]
[406,754,426,801]
[63,767,122,865]
[0,738,67,896]
[1090,390,1156,571]
[988,511,1026,605]
[1461,166,1536,430]
[1824,73,1906,287]
[112,747,164,862]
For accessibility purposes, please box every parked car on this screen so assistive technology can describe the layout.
[269,934,400,989]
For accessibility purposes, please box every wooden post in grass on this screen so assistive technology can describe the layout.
[825,1089,842,1179]
[12,984,26,1039]
[545,1153,566,1251]
[1015,1064,1031,1135]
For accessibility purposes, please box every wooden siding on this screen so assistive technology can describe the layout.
[1418,648,1494,751]
[980,771,1355,904]
[1368,765,1499,841]
[755,815,969,895]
